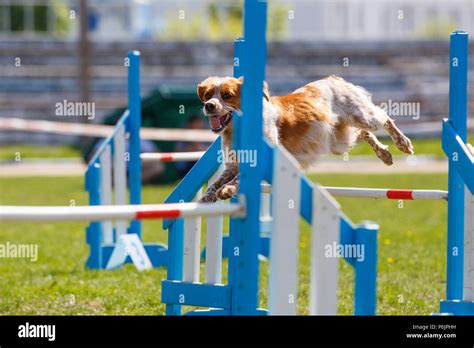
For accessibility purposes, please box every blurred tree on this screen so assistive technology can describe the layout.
[160,0,288,41]
[207,1,242,40]
[9,5,25,31]
[415,19,457,39]
[0,0,71,36]
[52,0,71,36]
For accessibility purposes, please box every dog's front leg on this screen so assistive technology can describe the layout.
[199,167,238,203]
[216,174,239,200]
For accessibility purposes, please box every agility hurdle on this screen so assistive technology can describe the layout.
[82,51,210,269]
[84,51,170,269]
[159,0,379,316]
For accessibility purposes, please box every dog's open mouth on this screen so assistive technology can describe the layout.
[209,113,232,133]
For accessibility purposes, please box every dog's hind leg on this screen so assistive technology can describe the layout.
[347,105,414,155]
[331,81,414,155]
[358,130,393,165]
[383,117,414,155]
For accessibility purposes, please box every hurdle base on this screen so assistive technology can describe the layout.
[162,280,231,309]
[86,243,168,269]
[439,300,474,315]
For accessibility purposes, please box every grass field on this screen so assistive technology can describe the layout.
[0,144,81,160]
[0,173,448,315]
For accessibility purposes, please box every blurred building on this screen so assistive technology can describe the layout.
[0,0,473,145]
[1,0,473,41]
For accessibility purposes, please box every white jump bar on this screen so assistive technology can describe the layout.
[0,202,244,222]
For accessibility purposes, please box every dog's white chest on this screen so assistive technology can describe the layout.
[262,99,280,144]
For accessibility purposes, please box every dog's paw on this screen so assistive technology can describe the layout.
[376,145,393,166]
[396,135,414,155]
[216,184,238,200]
[199,194,218,203]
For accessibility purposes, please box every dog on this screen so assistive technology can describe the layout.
[197,75,414,203]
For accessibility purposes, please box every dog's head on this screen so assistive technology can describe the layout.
[197,76,270,134]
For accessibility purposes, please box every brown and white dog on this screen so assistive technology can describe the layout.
[197,75,414,202]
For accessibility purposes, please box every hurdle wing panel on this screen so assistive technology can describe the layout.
[269,147,301,315]
[310,185,341,315]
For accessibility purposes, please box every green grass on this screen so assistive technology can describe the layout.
[0,145,81,160]
[0,173,448,315]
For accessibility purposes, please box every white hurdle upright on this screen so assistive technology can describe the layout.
[113,123,128,238]
[183,189,203,283]
[98,144,114,244]
[205,168,225,284]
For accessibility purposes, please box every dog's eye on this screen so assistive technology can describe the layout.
[204,93,212,100]
[223,93,232,100]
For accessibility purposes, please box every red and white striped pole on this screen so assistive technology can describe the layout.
[261,183,447,201]
[140,151,205,162]
[0,202,244,222]
[322,187,448,200]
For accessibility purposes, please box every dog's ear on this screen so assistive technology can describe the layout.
[263,81,270,101]
[237,76,243,83]
[197,83,206,101]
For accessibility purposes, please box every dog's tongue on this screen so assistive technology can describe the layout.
[209,116,222,130]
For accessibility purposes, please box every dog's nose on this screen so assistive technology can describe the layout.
[205,102,216,112]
